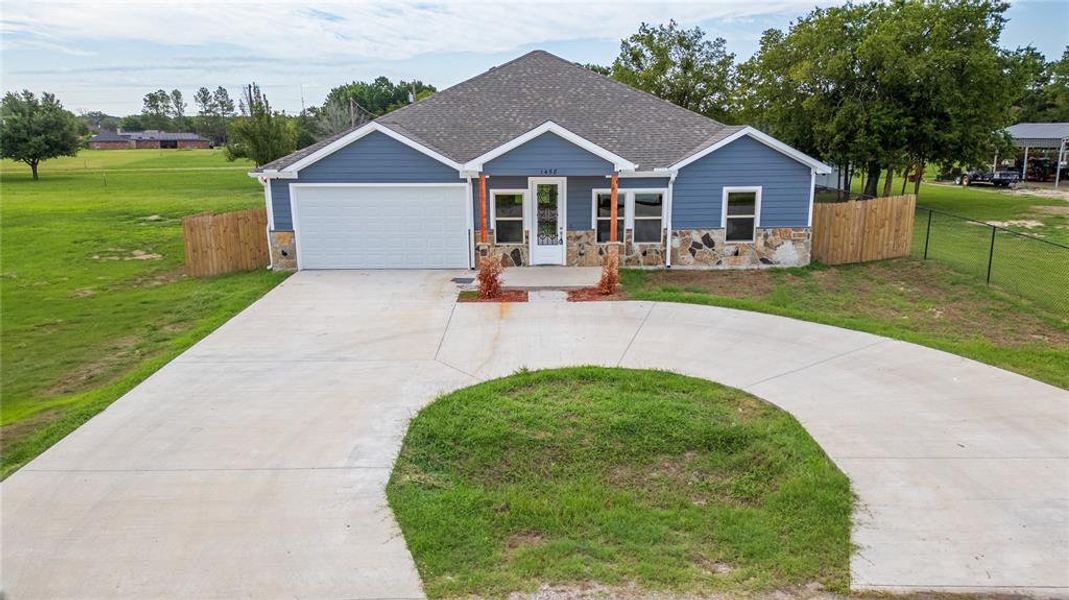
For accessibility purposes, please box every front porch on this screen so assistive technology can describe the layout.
[499,266,601,290]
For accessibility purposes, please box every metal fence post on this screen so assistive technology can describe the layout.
[986,226,996,284]
[923,208,932,260]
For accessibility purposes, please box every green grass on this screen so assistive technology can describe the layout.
[387,367,852,598]
[1,149,288,478]
[622,260,1069,389]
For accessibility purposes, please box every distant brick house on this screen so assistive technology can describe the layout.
[89,130,211,150]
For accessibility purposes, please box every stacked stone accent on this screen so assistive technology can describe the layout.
[475,231,528,267]
[566,230,666,267]
[671,227,810,268]
[268,230,297,271]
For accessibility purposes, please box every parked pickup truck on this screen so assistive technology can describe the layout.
[957,170,1020,188]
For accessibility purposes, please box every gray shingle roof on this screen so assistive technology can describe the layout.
[256,50,734,173]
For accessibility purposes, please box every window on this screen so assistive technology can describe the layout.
[723,188,760,242]
[493,192,524,244]
[595,191,625,242]
[632,192,664,242]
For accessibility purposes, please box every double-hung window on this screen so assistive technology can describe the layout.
[632,192,664,242]
[723,187,761,242]
[493,191,524,244]
[594,191,625,243]
[593,189,666,243]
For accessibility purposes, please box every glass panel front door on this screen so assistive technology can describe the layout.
[530,178,565,264]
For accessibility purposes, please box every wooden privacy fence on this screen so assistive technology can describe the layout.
[811,194,917,265]
[182,207,269,277]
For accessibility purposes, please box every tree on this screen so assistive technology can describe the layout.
[0,90,82,180]
[214,87,236,117]
[585,63,611,76]
[740,1,1022,197]
[323,77,435,118]
[141,89,172,130]
[79,110,120,132]
[224,83,296,166]
[194,87,215,116]
[611,20,736,122]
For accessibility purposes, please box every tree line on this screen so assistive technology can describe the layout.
[3,0,1066,181]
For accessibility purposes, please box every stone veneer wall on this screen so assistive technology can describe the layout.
[671,227,811,268]
[567,230,666,267]
[475,231,529,267]
[268,230,297,271]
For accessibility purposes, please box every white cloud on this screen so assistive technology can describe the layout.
[1,0,814,61]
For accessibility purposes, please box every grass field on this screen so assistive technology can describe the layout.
[388,368,851,598]
[1,149,288,478]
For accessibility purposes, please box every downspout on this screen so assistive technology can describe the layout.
[665,172,676,268]
[465,175,474,268]
[261,177,274,270]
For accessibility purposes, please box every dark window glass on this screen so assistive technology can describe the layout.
[633,193,663,217]
[496,220,523,244]
[494,194,523,219]
[726,192,757,215]
[596,192,624,217]
[726,217,755,241]
[634,220,662,243]
[596,219,624,242]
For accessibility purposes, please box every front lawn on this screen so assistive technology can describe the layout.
[1,149,288,478]
[387,367,852,598]
[623,259,1069,389]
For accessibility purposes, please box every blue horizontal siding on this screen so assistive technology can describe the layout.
[268,131,462,230]
[672,136,811,229]
[483,132,614,177]
[472,176,527,231]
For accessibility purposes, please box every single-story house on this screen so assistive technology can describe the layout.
[251,50,830,271]
[89,130,211,150]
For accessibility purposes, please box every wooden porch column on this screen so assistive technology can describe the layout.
[610,173,619,242]
[479,175,488,243]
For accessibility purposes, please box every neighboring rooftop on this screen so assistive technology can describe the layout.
[1006,122,1069,148]
[90,130,208,142]
[257,50,736,173]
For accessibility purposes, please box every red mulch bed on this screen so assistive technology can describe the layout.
[457,290,529,303]
[567,287,627,302]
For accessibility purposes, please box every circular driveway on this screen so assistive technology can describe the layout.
[3,270,1067,598]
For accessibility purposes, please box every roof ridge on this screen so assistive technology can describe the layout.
[530,50,729,129]
[377,50,551,125]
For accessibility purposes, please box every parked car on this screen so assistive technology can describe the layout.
[957,169,1020,188]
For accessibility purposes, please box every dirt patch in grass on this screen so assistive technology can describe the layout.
[458,290,529,303]
[44,335,144,396]
[566,287,627,301]
[632,269,778,300]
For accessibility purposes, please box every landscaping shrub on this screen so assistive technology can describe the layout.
[597,246,620,295]
[477,251,504,299]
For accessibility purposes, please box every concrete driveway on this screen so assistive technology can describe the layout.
[3,270,1067,599]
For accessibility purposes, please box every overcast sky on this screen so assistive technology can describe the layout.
[2,0,1066,117]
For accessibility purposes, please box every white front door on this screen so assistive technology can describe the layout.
[528,178,566,265]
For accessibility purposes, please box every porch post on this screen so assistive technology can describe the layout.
[479,175,488,243]
[610,173,619,242]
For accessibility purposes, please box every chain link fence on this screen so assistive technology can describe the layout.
[914,206,1069,315]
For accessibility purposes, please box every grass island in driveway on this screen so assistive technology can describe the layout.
[387,367,852,598]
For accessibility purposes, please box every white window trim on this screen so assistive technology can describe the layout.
[721,186,762,243]
[490,189,528,245]
[590,188,667,242]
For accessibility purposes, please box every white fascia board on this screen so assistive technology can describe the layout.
[617,170,671,178]
[669,127,832,174]
[462,121,638,173]
[281,122,464,175]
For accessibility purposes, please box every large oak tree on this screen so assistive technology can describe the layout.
[0,90,82,180]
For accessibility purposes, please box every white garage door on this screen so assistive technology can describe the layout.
[293,185,470,269]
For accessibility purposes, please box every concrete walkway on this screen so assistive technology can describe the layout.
[2,271,1067,599]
